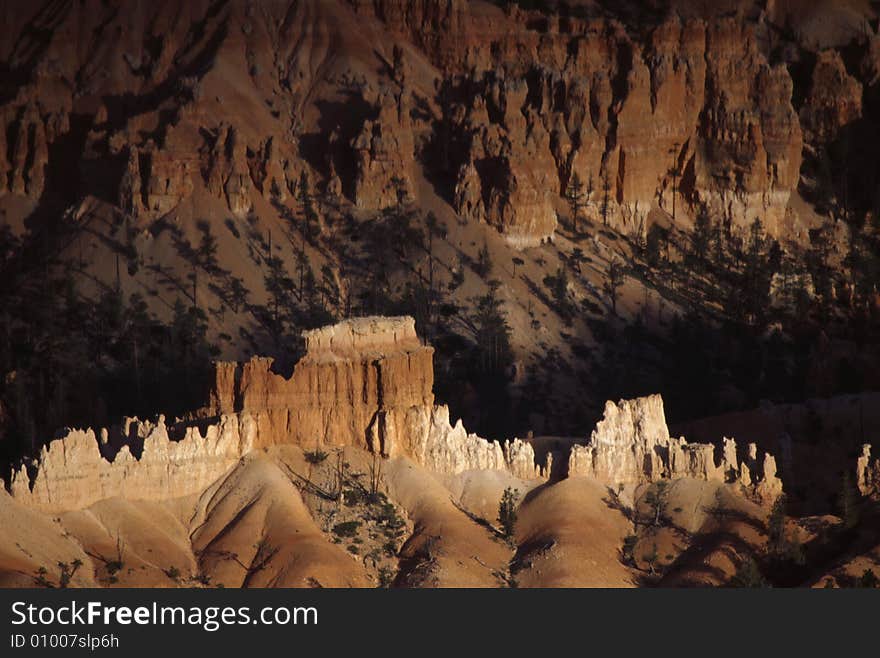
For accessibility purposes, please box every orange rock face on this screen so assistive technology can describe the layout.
[446,19,802,240]
[354,5,804,240]
[0,100,54,200]
[352,88,418,209]
[205,316,435,456]
[0,1,811,247]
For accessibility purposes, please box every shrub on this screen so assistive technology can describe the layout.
[304,449,328,465]
[332,521,361,538]
[730,558,768,588]
[622,535,638,566]
[378,567,395,588]
[858,569,879,588]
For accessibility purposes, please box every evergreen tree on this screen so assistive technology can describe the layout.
[498,487,519,542]
[858,569,879,588]
[565,172,587,234]
[600,169,612,227]
[806,222,834,314]
[643,481,669,527]
[837,471,860,529]
[471,281,513,375]
[742,217,770,323]
[645,224,666,269]
[690,209,712,270]
[476,242,492,278]
[297,171,320,238]
[730,557,768,588]
[667,142,681,222]
[546,265,574,323]
[604,257,625,314]
[767,495,787,557]
[195,220,218,273]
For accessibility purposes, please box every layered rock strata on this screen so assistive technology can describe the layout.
[205,316,435,457]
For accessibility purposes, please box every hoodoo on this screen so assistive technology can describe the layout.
[5,317,781,514]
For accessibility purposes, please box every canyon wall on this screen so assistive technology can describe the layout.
[0,1,817,249]
[355,3,803,242]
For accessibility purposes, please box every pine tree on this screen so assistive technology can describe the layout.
[498,487,519,542]
[730,557,768,588]
[551,265,572,321]
[646,224,666,268]
[859,569,879,588]
[565,172,587,234]
[767,495,787,557]
[691,209,711,270]
[838,471,860,529]
[472,281,512,375]
[807,222,834,314]
[297,171,320,238]
[742,217,769,322]
[667,142,681,222]
[476,242,492,278]
[643,481,669,527]
[604,257,625,314]
[600,169,612,227]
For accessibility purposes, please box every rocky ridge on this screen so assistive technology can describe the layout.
[5,316,783,512]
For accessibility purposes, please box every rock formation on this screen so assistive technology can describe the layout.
[800,50,863,143]
[352,87,417,209]
[204,316,435,457]
[0,2,814,250]
[4,316,543,511]
[449,75,559,247]
[7,414,255,513]
[5,316,786,514]
[206,123,256,216]
[371,8,803,241]
[857,444,879,499]
[0,101,53,200]
[403,404,547,479]
[567,395,782,501]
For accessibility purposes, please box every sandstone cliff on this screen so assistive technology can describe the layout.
[800,50,863,144]
[352,87,418,209]
[205,316,435,457]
